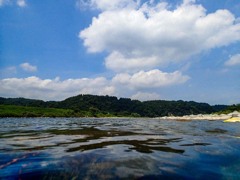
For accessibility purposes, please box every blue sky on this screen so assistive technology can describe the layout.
[0,0,240,105]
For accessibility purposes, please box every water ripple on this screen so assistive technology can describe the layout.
[0,118,240,179]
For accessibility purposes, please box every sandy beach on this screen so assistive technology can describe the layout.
[157,111,240,121]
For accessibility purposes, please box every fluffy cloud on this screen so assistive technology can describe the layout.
[225,54,240,66]
[112,69,190,89]
[80,0,240,72]
[0,76,116,100]
[20,63,37,72]
[0,69,189,100]
[105,51,159,72]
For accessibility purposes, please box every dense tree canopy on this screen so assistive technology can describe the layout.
[0,94,231,117]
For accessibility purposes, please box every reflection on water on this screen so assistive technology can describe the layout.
[0,118,240,179]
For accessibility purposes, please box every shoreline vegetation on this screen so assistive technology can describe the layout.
[1,104,239,121]
[0,94,239,119]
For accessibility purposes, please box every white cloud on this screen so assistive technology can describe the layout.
[0,76,116,100]
[131,92,160,101]
[225,54,240,66]
[77,0,139,11]
[80,0,240,72]
[105,51,159,72]
[0,69,189,100]
[0,0,26,7]
[20,63,37,72]
[112,69,190,89]
[17,0,26,7]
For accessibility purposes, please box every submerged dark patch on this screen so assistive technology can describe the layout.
[0,118,240,179]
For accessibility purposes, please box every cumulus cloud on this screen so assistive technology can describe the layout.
[105,51,159,72]
[0,69,189,100]
[80,0,240,72]
[112,69,190,89]
[225,54,240,66]
[20,63,37,72]
[0,76,116,100]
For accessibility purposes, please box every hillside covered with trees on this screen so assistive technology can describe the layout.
[0,94,231,117]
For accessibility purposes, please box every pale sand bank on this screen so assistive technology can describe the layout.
[156,111,240,121]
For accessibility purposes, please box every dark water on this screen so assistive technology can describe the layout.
[0,118,240,179]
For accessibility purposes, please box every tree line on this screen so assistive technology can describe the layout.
[0,94,231,117]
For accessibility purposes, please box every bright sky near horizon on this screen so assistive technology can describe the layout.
[0,0,239,105]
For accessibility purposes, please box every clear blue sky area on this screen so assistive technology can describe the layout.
[0,0,240,105]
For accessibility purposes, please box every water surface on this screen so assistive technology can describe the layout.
[0,118,240,179]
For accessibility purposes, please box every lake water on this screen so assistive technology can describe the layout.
[0,118,240,179]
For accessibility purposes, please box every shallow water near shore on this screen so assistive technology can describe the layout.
[0,118,240,179]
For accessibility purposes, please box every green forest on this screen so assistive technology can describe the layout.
[0,94,236,118]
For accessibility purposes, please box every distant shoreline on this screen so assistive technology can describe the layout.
[1,112,239,120]
[0,104,239,119]
[1,95,236,118]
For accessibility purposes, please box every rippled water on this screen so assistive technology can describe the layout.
[0,118,240,179]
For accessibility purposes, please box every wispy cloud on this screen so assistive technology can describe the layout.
[20,62,37,72]
[0,66,17,77]
[0,0,26,7]
[0,0,4,6]
[16,0,26,7]
[225,54,240,66]
[76,0,139,11]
